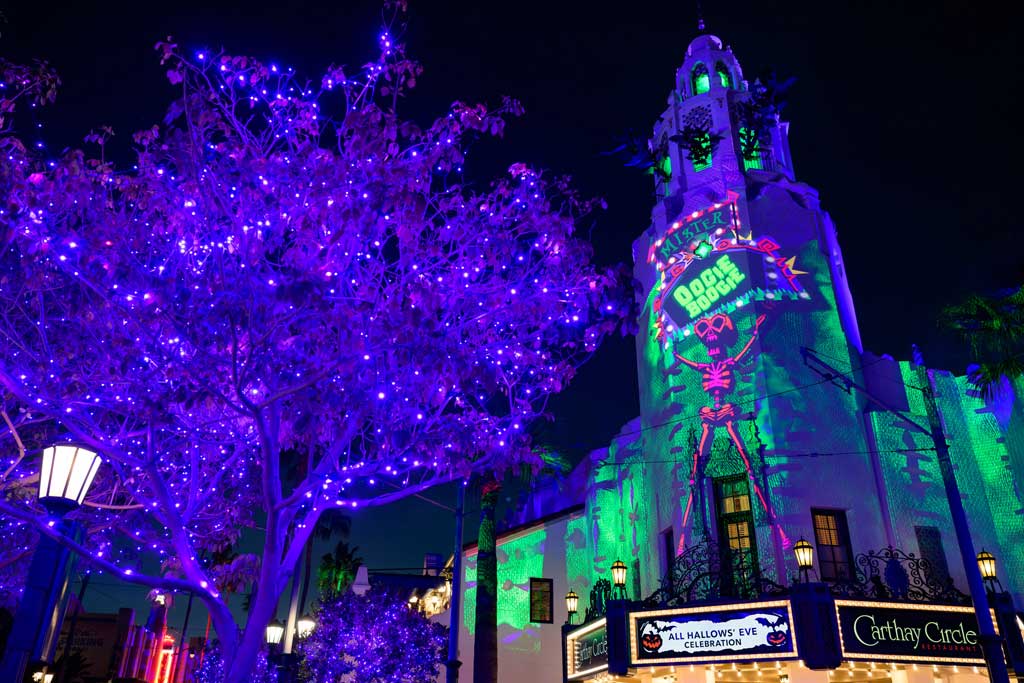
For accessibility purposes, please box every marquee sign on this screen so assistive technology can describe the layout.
[629,601,797,666]
[565,618,609,680]
[647,195,810,344]
[835,601,987,664]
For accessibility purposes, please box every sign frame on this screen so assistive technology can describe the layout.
[629,600,798,667]
[834,599,990,666]
[565,618,609,681]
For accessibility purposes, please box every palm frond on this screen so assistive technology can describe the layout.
[939,286,1024,358]
[967,358,1024,400]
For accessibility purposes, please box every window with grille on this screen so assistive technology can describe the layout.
[739,127,763,171]
[915,525,951,585]
[812,509,854,581]
[715,475,759,591]
[719,477,752,515]
[528,578,553,624]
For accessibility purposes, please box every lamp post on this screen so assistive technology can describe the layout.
[610,560,628,599]
[801,348,1013,683]
[977,550,1001,593]
[0,445,102,683]
[296,614,316,640]
[265,619,285,648]
[793,538,814,583]
[565,590,579,625]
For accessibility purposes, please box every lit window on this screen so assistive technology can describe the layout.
[812,509,854,581]
[719,478,751,514]
[739,127,763,171]
[692,63,710,95]
[528,578,553,623]
[716,62,731,89]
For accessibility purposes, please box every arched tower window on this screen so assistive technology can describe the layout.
[691,63,710,96]
[715,62,732,89]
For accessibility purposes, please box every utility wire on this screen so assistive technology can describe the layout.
[596,447,936,470]
[600,352,886,443]
[591,348,948,470]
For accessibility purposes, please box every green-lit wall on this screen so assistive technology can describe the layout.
[626,188,880,597]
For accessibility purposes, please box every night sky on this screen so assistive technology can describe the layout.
[4,0,1021,637]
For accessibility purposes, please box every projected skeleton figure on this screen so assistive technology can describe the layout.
[674,312,784,542]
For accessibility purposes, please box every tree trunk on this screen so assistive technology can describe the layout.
[472,480,500,683]
[223,572,283,683]
[299,538,314,614]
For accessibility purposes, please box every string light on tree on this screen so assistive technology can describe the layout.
[0,7,633,682]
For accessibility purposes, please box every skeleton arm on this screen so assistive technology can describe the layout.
[673,352,703,370]
[732,314,767,362]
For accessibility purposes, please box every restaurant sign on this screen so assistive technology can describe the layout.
[835,600,986,664]
[565,618,609,680]
[630,601,797,666]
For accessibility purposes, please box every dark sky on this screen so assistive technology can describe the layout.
[4,0,1021,636]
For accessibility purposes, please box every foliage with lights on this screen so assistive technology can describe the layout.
[298,588,447,683]
[193,644,277,683]
[0,6,633,681]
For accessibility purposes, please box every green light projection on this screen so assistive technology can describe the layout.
[635,195,871,588]
[717,63,731,89]
[692,63,710,95]
[740,127,763,171]
[463,552,478,636]
[462,527,548,637]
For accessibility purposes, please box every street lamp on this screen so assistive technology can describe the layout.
[0,445,103,683]
[265,619,285,646]
[565,590,579,625]
[38,445,103,514]
[794,538,814,582]
[296,614,316,639]
[977,550,1000,592]
[610,560,628,598]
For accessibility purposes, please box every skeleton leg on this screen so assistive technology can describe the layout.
[725,419,789,546]
[682,420,715,548]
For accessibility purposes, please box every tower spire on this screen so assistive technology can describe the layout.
[696,0,706,32]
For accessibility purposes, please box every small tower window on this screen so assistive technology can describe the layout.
[691,63,710,95]
[716,62,732,89]
[739,127,763,171]
[656,155,672,196]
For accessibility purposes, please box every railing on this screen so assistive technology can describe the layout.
[828,546,970,605]
[643,539,787,609]
[583,578,612,622]
[641,541,970,609]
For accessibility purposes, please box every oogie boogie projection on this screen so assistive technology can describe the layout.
[647,199,811,541]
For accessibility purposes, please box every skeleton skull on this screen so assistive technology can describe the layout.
[693,313,737,356]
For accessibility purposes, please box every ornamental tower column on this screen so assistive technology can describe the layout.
[628,31,876,594]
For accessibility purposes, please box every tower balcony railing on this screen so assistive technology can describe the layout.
[640,540,971,610]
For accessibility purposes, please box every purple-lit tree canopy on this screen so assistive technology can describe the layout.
[0,16,631,682]
[298,589,447,683]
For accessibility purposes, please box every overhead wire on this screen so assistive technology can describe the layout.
[590,347,945,470]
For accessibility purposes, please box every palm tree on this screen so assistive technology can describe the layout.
[471,476,502,683]
[299,509,352,612]
[317,541,363,597]
[939,286,1024,398]
[472,449,568,683]
[278,447,353,612]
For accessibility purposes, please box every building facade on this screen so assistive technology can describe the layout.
[453,30,1024,683]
